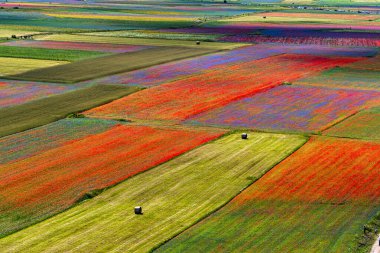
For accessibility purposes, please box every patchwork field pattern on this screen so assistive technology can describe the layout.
[0,85,139,138]
[186,85,380,133]
[324,107,380,140]
[85,45,284,87]
[9,47,218,83]
[296,67,380,90]
[158,137,380,252]
[84,54,359,121]
[0,132,307,252]
[0,118,119,165]
[2,40,150,53]
[0,80,78,108]
[0,124,225,238]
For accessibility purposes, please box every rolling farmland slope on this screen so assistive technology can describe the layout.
[0,132,306,251]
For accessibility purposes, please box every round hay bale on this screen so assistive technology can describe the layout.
[196,41,201,45]
[241,133,248,140]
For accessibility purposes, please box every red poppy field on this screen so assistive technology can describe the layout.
[0,1,379,252]
[84,54,359,122]
[0,124,224,237]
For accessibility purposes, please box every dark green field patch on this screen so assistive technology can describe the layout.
[7,47,219,83]
[0,45,108,62]
[0,85,140,138]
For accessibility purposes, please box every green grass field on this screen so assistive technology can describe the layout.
[0,57,67,76]
[0,132,307,252]
[324,107,380,140]
[157,200,377,253]
[0,45,108,62]
[0,85,140,138]
[83,30,223,42]
[7,47,219,83]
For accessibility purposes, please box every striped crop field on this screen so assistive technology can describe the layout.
[219,12,380,25]
[8,47,218,83]
[0,85,140,138]
[222,35,380,47]
[0,118,119,165]
[324,107,380,140]
[157,137,380,253]
[1,40,150,53]
[295,67,380,90]
[84,54,359,122]
[35,34,246,50]
[0,124,224,238]
[86,45,284,87]
[0,80,78,108]
[44,12,196,22]
[0,132,307,252]
[186,85,380,133]
[0,57,67,76]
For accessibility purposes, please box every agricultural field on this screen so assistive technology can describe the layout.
[158,137,380,252]
[84,54,358,122]
[8,47,219,83]
[295,67,380,90]
[0,80,78,108]
[0,57,67,76]
[186,85,380,133]
[2,40,150,53]
[0,0,379,252]
[0,132,306,251]
[0,45,108,61]
[0,123,224,238]
[0,85,140,137]
[324,107,380,140]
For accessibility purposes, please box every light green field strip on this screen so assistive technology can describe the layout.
[0,132,307,252]
[0,57,67,76]
[0,29,44,38]
[35,34,247,50]
[82,30,223,42]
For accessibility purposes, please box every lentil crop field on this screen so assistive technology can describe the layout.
[0,1,379,252]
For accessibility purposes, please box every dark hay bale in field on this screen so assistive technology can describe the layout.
[134,206,143,215]
[263,16,266,19]
[241,133,248,140]
[196,41,201,45]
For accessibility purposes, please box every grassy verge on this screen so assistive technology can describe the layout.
[0,85,140,137]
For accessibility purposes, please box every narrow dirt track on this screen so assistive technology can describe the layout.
[371,235,380,253]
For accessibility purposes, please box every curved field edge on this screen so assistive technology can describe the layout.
[0,132,307,252]
[155,136,380,252]
[0,85,141,138]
